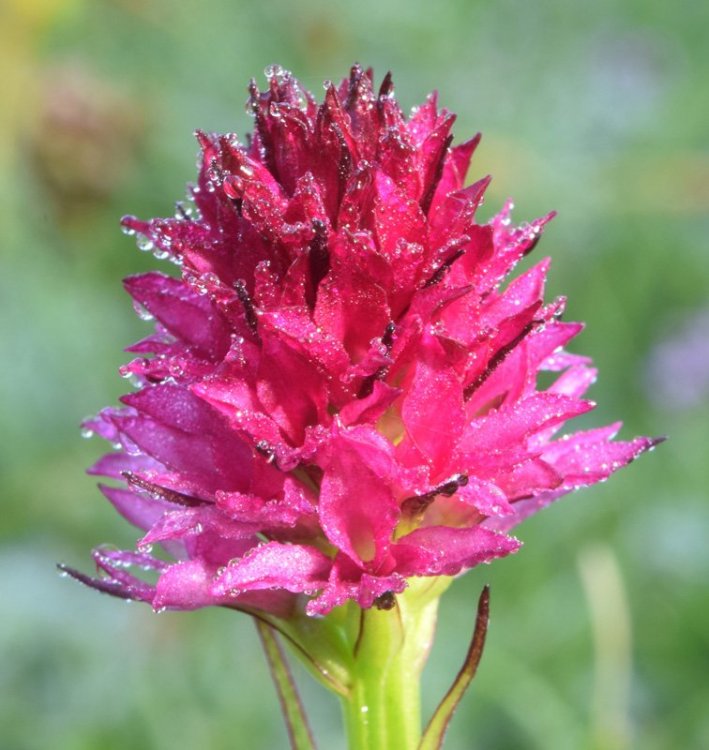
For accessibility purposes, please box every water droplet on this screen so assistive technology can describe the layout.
[264,63,284,80]
[132,301,154,321]
[80,427,94,439]
[174,201,193,220]
[136,234,154,252]
[245,97,257,116]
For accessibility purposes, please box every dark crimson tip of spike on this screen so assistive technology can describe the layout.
[523,235,541,257]
[308,220,330,292]
[174,202,191,221]
[423,247,466,289]
[234,279,260,336]
[121,471,203,507]
[463,318,542,401]
[420,133,454,216]
[378,72,394,100]
[336,140,353,198]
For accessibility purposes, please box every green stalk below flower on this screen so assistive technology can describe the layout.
[261,578,492,750]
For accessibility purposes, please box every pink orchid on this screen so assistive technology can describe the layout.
[66,64,655,623]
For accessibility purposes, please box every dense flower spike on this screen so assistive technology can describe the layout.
[70,65,655,619]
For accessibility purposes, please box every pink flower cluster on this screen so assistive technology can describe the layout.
[69,66,654,617]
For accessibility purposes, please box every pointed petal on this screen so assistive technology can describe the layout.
[212,542,331,597]
[394,525,520,577]
[317,425,400,567]
[401,333,465,471]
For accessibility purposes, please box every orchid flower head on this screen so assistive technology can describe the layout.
[66,65,656,618]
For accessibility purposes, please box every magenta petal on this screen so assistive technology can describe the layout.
[483,489,569,533]
[192,378,287,448]
[459,393,595,460]
[304,553,408,615]
[373,170,426,261]
[139,507,250,547]
[480,259,550,327]
[100,484,171,532]
[542,425,657,486]
[256,328,329,444]
[216,479,316,528]
[318,425,400,567]
[456,477,514,517]
[212,542,331,596]
[548,364,598,398]
[339,381,401,426]
[118,384,253,492]
[495,457,562,498]
[153,559,227,610]
[402,333,465,471]
[124,272,230,359]
[88,451,162,480]
[429,134,481,214]
[394,525,521,577]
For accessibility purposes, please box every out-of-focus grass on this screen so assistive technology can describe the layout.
[2,1,707,748]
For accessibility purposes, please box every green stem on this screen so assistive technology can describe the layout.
[339,580,448,750]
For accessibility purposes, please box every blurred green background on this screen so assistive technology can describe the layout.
[2,0,707,748]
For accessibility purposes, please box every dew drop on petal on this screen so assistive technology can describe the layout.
[136,234,154,252]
